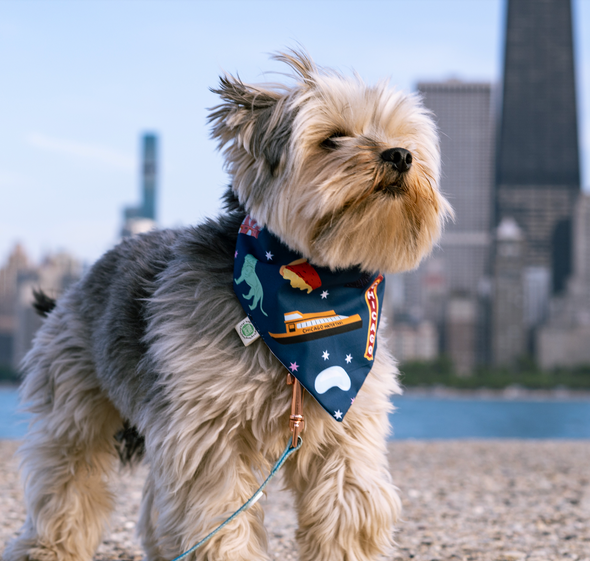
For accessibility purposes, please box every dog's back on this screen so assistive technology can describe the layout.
[26,187,244,418]
[76,228,180,416]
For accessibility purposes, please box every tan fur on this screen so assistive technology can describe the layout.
[4,49,450,561]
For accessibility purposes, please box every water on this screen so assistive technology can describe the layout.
[0,388,29,439]
[389,395,590,439]
[2,388,590,440]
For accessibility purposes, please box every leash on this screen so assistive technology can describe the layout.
[170,375,304,561]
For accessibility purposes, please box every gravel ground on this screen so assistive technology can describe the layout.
[2,439,590,561]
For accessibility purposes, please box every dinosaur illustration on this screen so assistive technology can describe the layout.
[234,254,268,316]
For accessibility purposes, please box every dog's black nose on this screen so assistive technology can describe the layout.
[381,147,413,172]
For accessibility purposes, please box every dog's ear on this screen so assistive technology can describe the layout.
[208,75,296,176]
[272,48,317,85]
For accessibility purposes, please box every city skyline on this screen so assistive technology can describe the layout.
[386,0,589,371]
[2,0,590,266]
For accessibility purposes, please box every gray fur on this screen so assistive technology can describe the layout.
[78,192,245,423]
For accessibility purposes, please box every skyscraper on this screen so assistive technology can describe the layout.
[141,134,157,221]
[492,218,526,366]
[122,133,159,237]
[537,193,590,368]
[418,81,494,297]
[496,0,580,295]
[395,81,494,371]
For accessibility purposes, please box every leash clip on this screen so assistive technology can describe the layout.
[287,373,305,448]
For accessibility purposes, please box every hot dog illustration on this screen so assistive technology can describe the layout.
[279,258,322,293]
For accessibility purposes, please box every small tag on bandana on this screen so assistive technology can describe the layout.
[235,317,261,346]
[233,215,386,422]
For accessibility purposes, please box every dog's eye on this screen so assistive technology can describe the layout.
[320,132,347,150]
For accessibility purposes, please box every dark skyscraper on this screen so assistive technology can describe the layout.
[496,0,580,294]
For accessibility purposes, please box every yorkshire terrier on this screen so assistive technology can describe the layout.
[4,50,450,561]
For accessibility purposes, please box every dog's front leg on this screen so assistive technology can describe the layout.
[283,359,401,561]
[144,427,271,561]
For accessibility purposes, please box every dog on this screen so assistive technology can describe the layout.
[4,50,451,561]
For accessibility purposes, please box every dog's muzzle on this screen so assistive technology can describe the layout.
[378,147,412,197]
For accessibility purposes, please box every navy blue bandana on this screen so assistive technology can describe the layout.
[233,215,385,422]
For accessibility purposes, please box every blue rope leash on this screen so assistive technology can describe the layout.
[170,436,302,561]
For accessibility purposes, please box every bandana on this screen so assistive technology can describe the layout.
[233,215,385,422]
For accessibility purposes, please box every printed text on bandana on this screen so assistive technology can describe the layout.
[364,275,383,360]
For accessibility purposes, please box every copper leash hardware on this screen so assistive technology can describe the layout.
[287,373,305,447]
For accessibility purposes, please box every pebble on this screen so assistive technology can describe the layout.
[1,440,590,560]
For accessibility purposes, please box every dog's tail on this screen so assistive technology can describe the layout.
[32,289,57,317]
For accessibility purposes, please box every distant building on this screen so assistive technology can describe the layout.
[445,293,477,376]
[0,245,82,372]
[122,133,159,237]
[388,319,438,364]
[492,218,526,366]
[418,81,494,298]
[0,244,31,368]
[395,80,494,372]
[13,252,82,368]
[537,194,590,368]
[495,0,580,301]
[390,0,583,373]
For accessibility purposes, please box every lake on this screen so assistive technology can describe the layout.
[0,388,30,439]
[2,387,590,440]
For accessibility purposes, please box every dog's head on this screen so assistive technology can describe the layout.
[209,49,452,274]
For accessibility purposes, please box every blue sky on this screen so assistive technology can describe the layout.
[1,0,589,265]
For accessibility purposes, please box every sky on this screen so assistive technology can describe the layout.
[1,0,589,266]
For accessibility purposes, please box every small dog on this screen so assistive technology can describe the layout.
[4,50,450,561]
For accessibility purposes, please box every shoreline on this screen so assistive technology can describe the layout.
[401,384,590,400]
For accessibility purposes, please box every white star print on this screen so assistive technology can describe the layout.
[334,410,343,420]
[265,251,273,260]
[322,350,330,360]
[321,290,329,299]
[345,354,352,364]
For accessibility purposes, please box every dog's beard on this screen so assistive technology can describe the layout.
[310,183,444,273]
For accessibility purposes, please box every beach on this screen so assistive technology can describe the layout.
[2,439,590,561]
